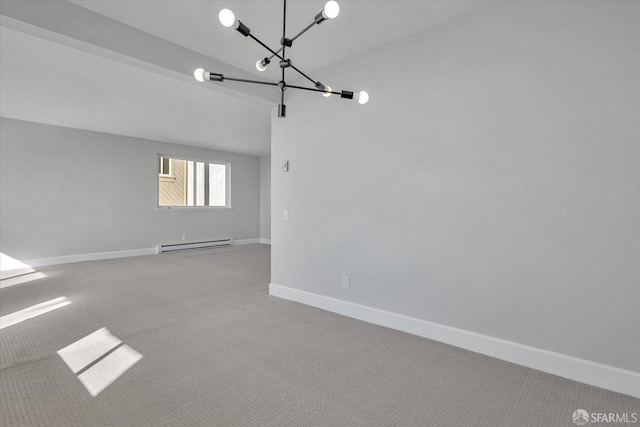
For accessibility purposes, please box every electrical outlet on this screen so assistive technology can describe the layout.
[182,234,187,241]
[283,210,289,221]
[282,161,289,172]
[342,276,350,289]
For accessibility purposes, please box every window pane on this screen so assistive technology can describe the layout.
[208,164,226,206]
[196,162,205,207]
[159,157,171,175]
[158,158,185,206]
[186,161,194,207]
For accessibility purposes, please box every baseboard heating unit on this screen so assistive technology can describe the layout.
[158,238,233,253]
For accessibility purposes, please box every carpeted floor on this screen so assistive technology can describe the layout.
[0,244,637,426]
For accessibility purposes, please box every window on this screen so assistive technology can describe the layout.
[157,156,229,208]
[158,157,172,176]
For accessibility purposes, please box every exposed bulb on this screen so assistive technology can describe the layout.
[194,68,206,82]
[324,1,340,19]
[322,86,332,97]
[356,91,369,104]
[256,60,267,72]
[218,9,236,27]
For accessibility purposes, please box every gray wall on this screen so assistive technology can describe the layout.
[0,118,260,260]
[260,155,271,240]
[271,1,639,372]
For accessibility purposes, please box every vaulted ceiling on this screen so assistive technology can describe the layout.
[0,1,500,156]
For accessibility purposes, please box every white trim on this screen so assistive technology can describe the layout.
[22,240,265,267]
[233,239,261,246]
[24,248,158,268]
[259,239,271,245]
[269,283,640,399]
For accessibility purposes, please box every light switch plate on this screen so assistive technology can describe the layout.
[282,161,289,172]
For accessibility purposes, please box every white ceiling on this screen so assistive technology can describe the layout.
[1,1,501,155]
[69,0,498,82]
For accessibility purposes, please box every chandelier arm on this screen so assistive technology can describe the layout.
[286,84,342,96]
[264,21,315,63]
[289,65,318,86]
[248,35,318,87]
[266,47,283,63]
[248,34,286,62]
[221,76,280,87]
[291,21,316,43]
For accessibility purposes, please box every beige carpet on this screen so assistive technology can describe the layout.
[0,244,637,426]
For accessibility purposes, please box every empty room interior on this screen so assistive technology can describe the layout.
[0,0,638,426]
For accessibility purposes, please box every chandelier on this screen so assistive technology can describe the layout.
[193,0,369,118]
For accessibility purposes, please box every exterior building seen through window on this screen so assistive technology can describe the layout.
[158,156,228,207]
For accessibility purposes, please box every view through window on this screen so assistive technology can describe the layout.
[158,156,228,207]
[158,157,172,176]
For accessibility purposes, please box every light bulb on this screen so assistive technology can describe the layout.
[322,86,332,97]
[194,68,206,82]
[356,91,369,104]
[324,1,340,19]
[256,60,267,72]
[218,9,236,27]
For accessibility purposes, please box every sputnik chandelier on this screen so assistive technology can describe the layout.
[193,0,369,118]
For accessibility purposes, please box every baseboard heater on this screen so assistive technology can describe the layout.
[158,238,233,253]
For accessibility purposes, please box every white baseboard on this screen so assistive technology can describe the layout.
[22,238,267,267]
[269,283,640,399]
[259,239,271,245]
[24,248,158,268]
[233,238,261,245]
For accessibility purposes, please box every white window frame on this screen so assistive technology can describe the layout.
[157,154,231,210]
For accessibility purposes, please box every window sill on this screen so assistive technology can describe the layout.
[156,206,232,211]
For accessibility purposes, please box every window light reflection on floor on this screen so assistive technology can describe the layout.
[0,252,32,273]
[77,344,143,396]
[0,252,46,289]
[0,296,71,329]
[58,328,143,397]
[0,271,47,289]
